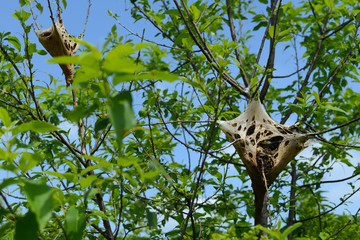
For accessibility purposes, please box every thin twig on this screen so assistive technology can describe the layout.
[112,15,178,49]
[136,119,214,127]
[225,0,249,87]
[299,171,360,188]
[250,0,278,80]
[29,1,41,30]
[272,64,309,78]
[306,116,360,137]
[82,0,91,37]
[281,8,331,124]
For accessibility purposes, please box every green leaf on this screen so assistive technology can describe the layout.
[268,25,275,39]
[35,3,43,13]
[14,211,38,240]
[36,49,47,55]
[12,10,31,22]
[13,120,60,134]
[94,117,110,135]
[322,105,347,114]
[324,0,335,10]
[19,152,42,172]
[80,175,98,188]
[47,55,82,65]
[108,91,136,146]
[64,102,99,123]
[143,70,179,82]
[103,43,149,73]
[19,0,28,7]
[257,226,279,238]
[312,90,321,105]
[103,56,143,74]
[65,207,86,240]
[282,222,302,238]
[0,177,21,190]
[6,36,21,51]
[146,209,157,228]
[62,0,67,9]
[23,182,54,230]
[0,108,11,127]
[319,231,329,240]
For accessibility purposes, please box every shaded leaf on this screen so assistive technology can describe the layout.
[65,206,86,240]
[23,182,54,230]
[146,209,157,228]
[108,91,136,146]
[14,211,38,240]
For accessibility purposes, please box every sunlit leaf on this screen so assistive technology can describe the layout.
[6,36,21,51]
[0,108,11,127]
[13,121,60,134]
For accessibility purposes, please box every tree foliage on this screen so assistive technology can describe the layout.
[1,0,360,239]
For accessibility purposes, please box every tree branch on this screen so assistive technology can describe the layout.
[225,0,249,87]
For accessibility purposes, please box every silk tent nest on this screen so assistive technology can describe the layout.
[33,3,88,86]
[35,21,81,86]
[218,99,313,200]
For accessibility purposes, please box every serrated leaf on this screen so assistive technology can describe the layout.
[288,104,304,116]
[19,152,42,172]
[19,0,27,7]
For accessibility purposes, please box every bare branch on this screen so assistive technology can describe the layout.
[317,23,360,99]
[299,172,360,188]
[111,15,178,49]
[250,0,278,80]
[306,116,360,137]
[82,0,92,37]
[322,14,359,40]
[272,64,309,78]
[259,0,282,102]
[225,0,249,87]
[173,0,249,98]
[281,9,331,124]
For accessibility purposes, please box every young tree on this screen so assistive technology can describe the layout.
[1,0,360,239]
